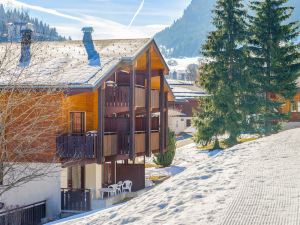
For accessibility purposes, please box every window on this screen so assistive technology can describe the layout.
[70,112,85,133]
[297,101,300,112]
[186,119,191,127]
[291,102,297,112]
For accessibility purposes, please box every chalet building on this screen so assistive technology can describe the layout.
[0,26,174,222]
[167,79,207,135]
[281,78,300,122]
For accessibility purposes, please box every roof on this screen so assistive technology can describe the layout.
[0,38,157,89]
[166,79,208,101]
[153,109,187,117]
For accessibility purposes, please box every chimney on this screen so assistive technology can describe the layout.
[19,23,33,67]
[82,27,100,66]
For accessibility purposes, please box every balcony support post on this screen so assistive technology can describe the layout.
[97,84,105,164]
[146,49,151,157]
[129,62,136,159]
[159,69,165,153]
[165,93,168,149]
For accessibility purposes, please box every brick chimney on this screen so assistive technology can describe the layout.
[82,27,100,66]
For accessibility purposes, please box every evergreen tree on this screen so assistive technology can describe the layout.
[194,0,249,145]
[0,4,65,42]
[248,0,300,135]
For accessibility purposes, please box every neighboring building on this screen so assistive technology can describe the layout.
[0,27,174,222]
[167,79,207,135]
[281,77,300,122]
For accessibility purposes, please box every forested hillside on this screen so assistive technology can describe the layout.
[0,4,66,42]
[155,0,300,57]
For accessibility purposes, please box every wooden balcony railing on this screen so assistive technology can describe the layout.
[105,86,158,114]
[103,133,118,157]
[135,86,146,108]
[135,132,146,154]
[105,117,159,133]
[57,132,121,159]
[151,90,159,109]
[57,130,161,160]
[151,131,160,153]
[56,134,97,159]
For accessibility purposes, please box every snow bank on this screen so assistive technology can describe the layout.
[51,129,300,225]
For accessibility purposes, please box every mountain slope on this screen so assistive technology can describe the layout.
[155,0,300,57]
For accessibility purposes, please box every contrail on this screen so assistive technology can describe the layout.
[128,0,145,27]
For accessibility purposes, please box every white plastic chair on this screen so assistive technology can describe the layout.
[117,181,123,193]
[122,180,132,193]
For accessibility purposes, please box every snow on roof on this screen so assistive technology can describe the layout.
[0,38,151,88]
[166,79,208,101]
[297,76,300,88]
[153,109,187,117]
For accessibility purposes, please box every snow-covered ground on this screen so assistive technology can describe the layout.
[51,128,300,225]
[167,57,200,72]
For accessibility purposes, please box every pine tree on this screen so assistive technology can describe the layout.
[194,0,249,145]
[249,0,300,135]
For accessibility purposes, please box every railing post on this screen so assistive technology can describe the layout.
[146,49,151,157]
[159,69,165,153]
[129,62,136,159]
[97,84,105,164]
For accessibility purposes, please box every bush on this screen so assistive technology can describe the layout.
[154,129,176,167]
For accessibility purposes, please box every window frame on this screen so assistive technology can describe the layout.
[70,111,86,134]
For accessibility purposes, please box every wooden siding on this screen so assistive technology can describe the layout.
[103,133,118,157]
[2,92,64,163]
[281,92,300,121]
[116,164,145,192]
[4,42,172,164]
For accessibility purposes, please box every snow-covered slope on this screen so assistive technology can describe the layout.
[51,128,300,225]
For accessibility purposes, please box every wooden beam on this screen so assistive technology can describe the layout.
[159,70,165,153]
[145,50,151,157]
[97,85,105,164]
[129,63,136,159]
[165,92,168,151]
[105,154,129,162]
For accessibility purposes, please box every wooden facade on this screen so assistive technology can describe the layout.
[280,92,300,122]
[56,43,173,164]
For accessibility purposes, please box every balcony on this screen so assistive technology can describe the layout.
[56,132,121,159]
[105,86,159,115]
[56,134,97,159]
[57,130,160,160]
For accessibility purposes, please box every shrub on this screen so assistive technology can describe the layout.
[154,129,176,167]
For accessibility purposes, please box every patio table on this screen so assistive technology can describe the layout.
[99,188,115,199]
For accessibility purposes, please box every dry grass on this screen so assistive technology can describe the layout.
[197,136,259,151]
[148,175,169,182]
[145,163,162,169]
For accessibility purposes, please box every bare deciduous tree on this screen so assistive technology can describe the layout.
[0,40,66,201]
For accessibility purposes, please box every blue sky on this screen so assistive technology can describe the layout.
[1,0,191,39]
